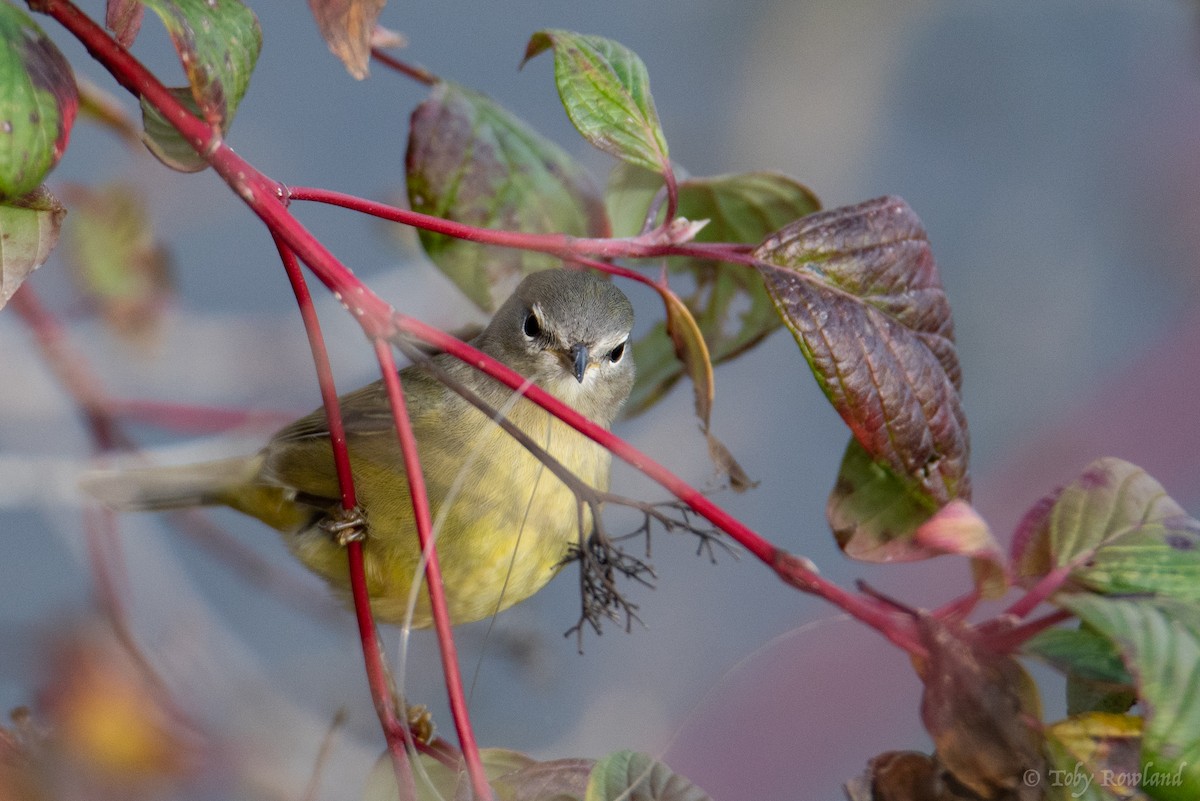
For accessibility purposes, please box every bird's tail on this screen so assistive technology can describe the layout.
[80,455,265,512]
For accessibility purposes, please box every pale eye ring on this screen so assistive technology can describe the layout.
[608,340,626,363]
[523,312,541,339]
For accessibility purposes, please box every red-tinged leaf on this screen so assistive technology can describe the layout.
[1011,458,1200,602]
[137,0,260,171]
[915,616,1045,801]
[755,196,969,552]
[0,186,65,309]
[307,0,386,80]
[0,4,77,201]
[60,183,173,346]
[615,167,822,417]
[406,81,608,311]
[106,0,143,48]
[523,31,670,177]
[914,499,1008,599]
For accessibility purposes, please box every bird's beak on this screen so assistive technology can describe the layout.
[569,343,589,383]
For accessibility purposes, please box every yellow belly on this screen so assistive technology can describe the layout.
[287,403,609,627]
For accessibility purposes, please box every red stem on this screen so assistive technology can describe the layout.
[662,165,679,223]
[274,236,357,510]
[345,541,417,800]
[372,340,492,800]
[1004,564,1075,620]
[287,185,757,265]
[986,608,1074,653]
[275,240,424,793]
[370,48,438,86]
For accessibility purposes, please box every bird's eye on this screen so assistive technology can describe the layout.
[608,340,626,363]
[523,312,541,338]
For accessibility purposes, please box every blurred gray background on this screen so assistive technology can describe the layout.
[2,1,1199,799]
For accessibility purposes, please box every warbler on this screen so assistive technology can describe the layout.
[83,269,636,627]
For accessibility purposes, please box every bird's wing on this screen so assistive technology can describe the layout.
[257,363,456,501]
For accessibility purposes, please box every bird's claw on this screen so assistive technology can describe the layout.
[319,507,368,545]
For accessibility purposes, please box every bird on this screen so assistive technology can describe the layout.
[82,268,636,628]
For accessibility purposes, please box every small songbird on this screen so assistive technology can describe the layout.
[83,269,636,627]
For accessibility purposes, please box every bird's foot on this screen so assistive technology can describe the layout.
[319,506,368,545]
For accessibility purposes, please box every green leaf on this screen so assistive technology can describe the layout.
[0,3,77,200]
[139,89,207,173]
[620,169,821,417]
[605,161,665,238]
[1060,595,1200,800]
[365,748,593,801]
[523,31,669,176]
[0,186,64,309]
[1025,625,1136,716]
[755,196,968,553]
[1025,626,1134,689]
[826,438,939,560]
[59,183,172,343]
[137,0,261,172]
[1044,713,1146,801]
[585,751,711,801]
[406,81,608,311]
[1011,458,1200,602]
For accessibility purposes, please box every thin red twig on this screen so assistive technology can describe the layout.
[276,237,435,797]
[370,48,438,86]
[372,340,492,799]
[662,165,679,223]
[287,185,755,265]
[274,235,357,510]
[344,540,416,800]
[984,608,1075,654]
[1004,564,1075,620]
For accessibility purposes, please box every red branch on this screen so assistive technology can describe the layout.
[274,236,357,510]
[275,237,425,794]
[370,48,438,86]
[286,186,758,266]
[371,341,491,796]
